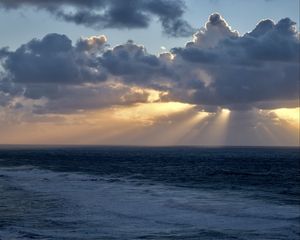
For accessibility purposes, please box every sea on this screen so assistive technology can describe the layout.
[0,146,299,240]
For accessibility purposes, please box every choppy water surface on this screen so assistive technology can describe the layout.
[0,146,299,239]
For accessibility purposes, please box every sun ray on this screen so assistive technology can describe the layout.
[145,110,210,145]
[196,108,231,145]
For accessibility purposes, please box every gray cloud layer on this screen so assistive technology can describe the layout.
[0,0,194,37]
[0,13,299,113]
[170,14,299,110]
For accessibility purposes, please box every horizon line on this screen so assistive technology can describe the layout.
[0,144,299,149]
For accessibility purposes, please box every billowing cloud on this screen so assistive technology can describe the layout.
[170,14,300,110]
[2,33,107,85]
[0,13,299,114]
[99,40,173,87]
[188,13,239,48]
[0,0,194,37]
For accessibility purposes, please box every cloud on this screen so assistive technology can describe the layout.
[0,0,194,37]
[31,83,151,114]
[0,33,167,113]
[0,13,299,114]
[0,33,169,113]
[2,33,107,86]
[170,14,300,110]
[0,33,112,112]
[188,13,239,48]
[0,47,10,59]
[99,40,173,86]
[0,91,11,106]
[76,35,108,53]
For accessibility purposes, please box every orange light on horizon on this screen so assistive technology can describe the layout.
[112,102,195,124]
[271,108,299,128]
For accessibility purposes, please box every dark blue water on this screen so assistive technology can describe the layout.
[0,146,299,239]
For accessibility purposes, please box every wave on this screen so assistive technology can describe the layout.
[0,166,299,239]
[212,169,277,177]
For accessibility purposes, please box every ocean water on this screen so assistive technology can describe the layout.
[0,146,299,240]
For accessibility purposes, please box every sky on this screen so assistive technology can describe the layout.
[0,0,299,146]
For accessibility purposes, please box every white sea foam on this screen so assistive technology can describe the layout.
[0,166,299,239]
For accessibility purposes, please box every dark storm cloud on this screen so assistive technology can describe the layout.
[0,47,10,59]
[0,34,169,101]
[0,13,299,113]
[170,14,300,110]
[0,0,194,37]
[0,33,110,109]
[99,40,172,85]
[0,33,157,112]
[2,33,106,86]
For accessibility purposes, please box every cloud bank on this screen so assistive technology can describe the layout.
[0,13,299,114]
[0,0,194,37]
